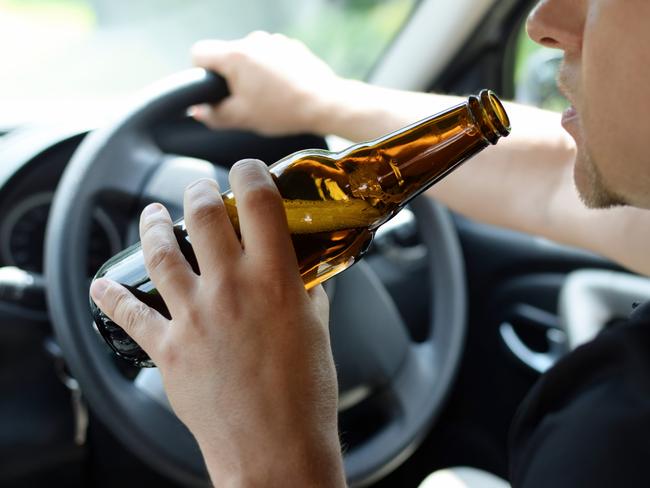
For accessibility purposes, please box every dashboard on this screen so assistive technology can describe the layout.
[0,128,124,279]
[0,191,120,277]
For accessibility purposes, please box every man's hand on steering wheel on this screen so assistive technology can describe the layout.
[190,31,343,137]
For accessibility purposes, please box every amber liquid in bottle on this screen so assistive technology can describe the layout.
[91,90,510,367]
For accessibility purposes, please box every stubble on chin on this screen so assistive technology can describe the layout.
[573,149,626,209]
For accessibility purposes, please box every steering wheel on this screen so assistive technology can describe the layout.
[45,69,467,487]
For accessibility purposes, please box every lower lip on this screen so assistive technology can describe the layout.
[562,106,579,129]
[562,106,578,125]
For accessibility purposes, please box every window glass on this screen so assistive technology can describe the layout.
[0,0,418,120]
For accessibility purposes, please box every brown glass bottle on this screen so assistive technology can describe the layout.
[91,90,510,367]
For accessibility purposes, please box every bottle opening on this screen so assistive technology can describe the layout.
[481,90,511,137]
[468,90,511,144]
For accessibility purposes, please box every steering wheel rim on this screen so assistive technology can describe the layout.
[44,69,467,486]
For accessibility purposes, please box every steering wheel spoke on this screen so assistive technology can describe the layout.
[141,155,231,221]
[389,344,437,423]
[83,137,162,201]
[330,261,411,402]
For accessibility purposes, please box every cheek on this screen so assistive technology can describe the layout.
[581,0,650,195]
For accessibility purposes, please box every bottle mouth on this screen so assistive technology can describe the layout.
[469,90,511,144]
[481,90,511,136]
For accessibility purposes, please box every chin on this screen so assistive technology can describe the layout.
[573,150,626,209]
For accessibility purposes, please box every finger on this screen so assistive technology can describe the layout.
[90,278,167,358]
[191,33,273,71]
[190,40,246,130]
[190,39,233,71]
[139,203,196,311]
[190,98,248,131]
[228,159,300,273]
[183,178,241,272]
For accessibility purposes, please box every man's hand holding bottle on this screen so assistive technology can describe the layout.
[91,161,346,487]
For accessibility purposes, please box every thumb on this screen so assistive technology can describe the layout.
[191,97,248,130]
[90,278,167,359]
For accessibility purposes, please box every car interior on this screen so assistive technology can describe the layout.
[2,0,648,486]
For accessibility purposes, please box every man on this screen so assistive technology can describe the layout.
[90,0,650,486]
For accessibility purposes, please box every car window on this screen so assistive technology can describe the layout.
[512,20,568,112]
[0,0,419,121]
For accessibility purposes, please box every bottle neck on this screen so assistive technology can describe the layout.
[342,91,509,219]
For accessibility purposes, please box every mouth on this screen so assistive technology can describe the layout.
[561,105,580,136]
[562,105,578,122]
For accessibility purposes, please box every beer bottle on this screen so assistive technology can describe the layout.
[91,90,510,367]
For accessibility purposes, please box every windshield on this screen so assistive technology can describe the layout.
[0,0,418,124]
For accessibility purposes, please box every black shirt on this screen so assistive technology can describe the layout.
[509,301,650,487]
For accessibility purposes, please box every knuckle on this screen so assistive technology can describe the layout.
[188,196,226,226]
[158,339,179,366]
[113,291,148,333]
[178,305,203,327]
[247,30,270,40]
[231,160,280,208]
[140,213,169,236]
[259,278,296,310]
[201,273,241,314]
[125,303,150,335]
[225,48,250,66]
[206,268,233,295]
[240,183,280,209]
[216,286,244,322]
[146,242,178,274]
[190,39,211,58]
[261,261,295,286]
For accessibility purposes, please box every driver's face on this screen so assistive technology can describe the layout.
[527,0,650,210]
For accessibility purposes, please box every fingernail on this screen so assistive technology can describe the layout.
[231,158,268,174]
[142,203,163,219]
[188,104,204,119]
[91,278,110,301]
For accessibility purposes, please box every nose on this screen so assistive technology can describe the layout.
[526,0,583,52]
